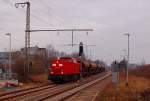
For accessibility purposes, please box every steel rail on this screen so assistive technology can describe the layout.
[18,71,111,101]
[0,83,51,97]
[46,71,112,101]
[0,71,111,101]
[0,83,56,100]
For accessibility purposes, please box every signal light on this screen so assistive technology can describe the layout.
[79,42,83,56]
[50,71,54,74]
[52,64,56,66]
[61,71,64,74]
[59,64,63,66]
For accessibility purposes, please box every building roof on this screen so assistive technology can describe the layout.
[0,52,8,59]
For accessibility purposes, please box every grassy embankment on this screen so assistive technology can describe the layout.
[99,65,150,101]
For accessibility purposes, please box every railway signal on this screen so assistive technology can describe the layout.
[79,42,83,56]
[63,43,96,59]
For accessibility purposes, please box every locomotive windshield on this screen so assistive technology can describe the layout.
[59,57,72,59]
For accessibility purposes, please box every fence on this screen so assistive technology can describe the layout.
[0,73,18,80]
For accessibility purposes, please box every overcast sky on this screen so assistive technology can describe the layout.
[0,0,150,64]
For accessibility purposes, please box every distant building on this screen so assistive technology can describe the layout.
[0,52,8,59]
[0,52,9,67]
[0,52,9,78]
[20,45,46,57]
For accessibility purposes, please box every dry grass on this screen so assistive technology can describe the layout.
[129,64,150,79]
[99,74,150,101]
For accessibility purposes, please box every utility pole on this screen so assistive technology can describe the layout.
[72,31,73,47]
[124,33,130,86]
[5,33,12,79]
[79,42,83,78]
[26,29,93,47]
[15,1,92,80]
[15,2,30,80]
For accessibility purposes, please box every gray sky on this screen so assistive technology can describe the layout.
[0,0,150,64]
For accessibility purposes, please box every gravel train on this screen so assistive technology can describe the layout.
[48,57,105,82]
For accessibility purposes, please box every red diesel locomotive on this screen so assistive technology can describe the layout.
[48,57,105,82]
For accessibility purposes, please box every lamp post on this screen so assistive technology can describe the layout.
[121,49,127,60]
[124,33,130,86]
[5,33,11,79]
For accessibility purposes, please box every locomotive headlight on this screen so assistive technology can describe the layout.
[59,64,63,66]
[50,71,54,74]
[52,64,56,66]
[61,71,64,74]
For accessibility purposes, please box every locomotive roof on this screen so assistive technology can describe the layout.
[59,57,72,59]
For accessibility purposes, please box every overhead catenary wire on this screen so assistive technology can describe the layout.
[32,0,72,28]
[26,0,55,27]
[2,0,54,28]
[2,0,78,29]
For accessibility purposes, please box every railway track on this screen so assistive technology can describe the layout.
[0,83,57,101]
[0,71,111,101]
[45,71,112,101]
